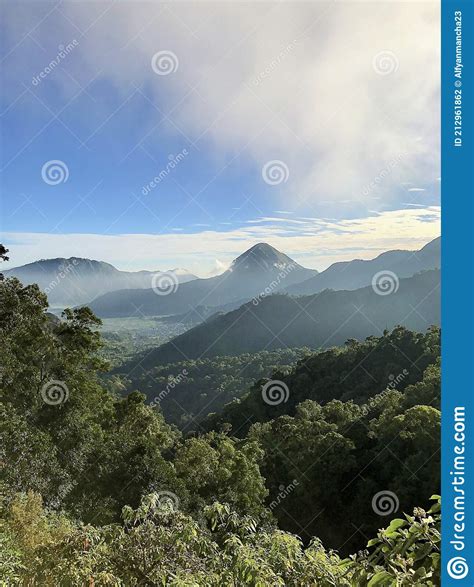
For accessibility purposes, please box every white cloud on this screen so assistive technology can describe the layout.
[3,207,440,275]
[3,1,440,214]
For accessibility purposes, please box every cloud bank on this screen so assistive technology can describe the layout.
[3,1,440,215]
[3,207,440,274]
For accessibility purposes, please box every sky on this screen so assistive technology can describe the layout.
[0,1,440,276]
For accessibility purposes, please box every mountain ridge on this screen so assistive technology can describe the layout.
[86,243,318,318]
[3,257,197,307]
[284,237,440,296]
[87,238,440,318]
[120,268,440,374]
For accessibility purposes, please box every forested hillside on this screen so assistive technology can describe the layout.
[115,348,312,428]
[205,326,440,434]
[247,361,440,551]
[0,262,441,584]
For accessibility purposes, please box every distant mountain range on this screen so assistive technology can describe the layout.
[86,238,440,319]
[86,243,318,318]
[5,238,440,320]
[285,237,440,295]
[122,268,440,374]
[3,258,197,307]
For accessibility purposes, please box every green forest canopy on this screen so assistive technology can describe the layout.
[0,267,441,585]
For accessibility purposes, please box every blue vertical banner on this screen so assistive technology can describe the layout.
[442,0,474,584]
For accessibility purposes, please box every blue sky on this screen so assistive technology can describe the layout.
[0,1,440,275]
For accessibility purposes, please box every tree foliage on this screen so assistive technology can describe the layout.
[0,491,440,585]
[113,348,311,428]
[0,255,441,585]
[206,325,440,435]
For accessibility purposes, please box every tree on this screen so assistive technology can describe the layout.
[0,244,9,280]
[174,432,268,519]
[0,275,182,523]
[0,490,440,586]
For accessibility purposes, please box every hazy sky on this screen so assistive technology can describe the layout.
[0,1,440,275]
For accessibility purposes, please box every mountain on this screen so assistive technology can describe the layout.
[3,258,197,307]
[121,268,440,372]
[284,237,440,296]
[87,243,318,318]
